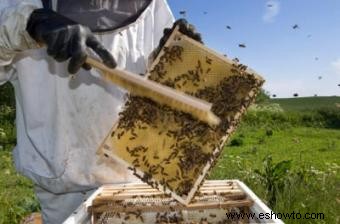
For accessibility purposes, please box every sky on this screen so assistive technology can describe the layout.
[167,0,340,98]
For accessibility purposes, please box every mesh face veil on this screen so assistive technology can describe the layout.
[54,0,152,32]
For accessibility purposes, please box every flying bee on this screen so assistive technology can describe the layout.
[292,24,299,29]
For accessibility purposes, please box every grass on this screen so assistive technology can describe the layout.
[0,83,39,224]
[210,124,340,224]
[269,96,340,111]
[0,150,39,224]
[218,126,340,170]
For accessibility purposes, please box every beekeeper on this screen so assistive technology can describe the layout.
[0,0,202,223]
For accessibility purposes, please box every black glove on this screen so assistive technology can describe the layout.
[26,9,117,74]
[154,19,203,59]
[173,19,203,43]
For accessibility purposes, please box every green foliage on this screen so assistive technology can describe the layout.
[243,108,340,129]
[255,88,270,104]
[0,151,40,224]
[317,108,340,128]
[229,137,244,147]
[0,106,16,147]
[0,83,15,108]
[265,129,273,137]
[269,96,340,111]
[0,83,16,149]
[274,164,339,224]
[210,126,339,224]
[254,155,292,207]
[0,83,37,223]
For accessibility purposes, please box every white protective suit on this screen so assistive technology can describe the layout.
[0,0,174,223]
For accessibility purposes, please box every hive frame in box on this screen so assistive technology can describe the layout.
[64,180,284,224]
[96,26,264,205]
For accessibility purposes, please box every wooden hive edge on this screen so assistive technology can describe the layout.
[88,180,254,214]
[90,199,253,214]
[92,190,246,206]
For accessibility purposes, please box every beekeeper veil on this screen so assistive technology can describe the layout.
[42,0,152,32]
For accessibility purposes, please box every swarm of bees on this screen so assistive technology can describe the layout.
[108,39,263,200]
[174,5,335,98]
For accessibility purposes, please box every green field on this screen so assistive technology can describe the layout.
[0,85,339,224]
[210,125,339,224]
[0,151,39,223]
[269,96,340,111]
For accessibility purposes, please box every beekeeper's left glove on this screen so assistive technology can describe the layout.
[152,19,203,60]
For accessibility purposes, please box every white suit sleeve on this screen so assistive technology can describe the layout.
[0,0,42,84]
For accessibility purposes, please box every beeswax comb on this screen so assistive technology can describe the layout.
[86,57,220,127]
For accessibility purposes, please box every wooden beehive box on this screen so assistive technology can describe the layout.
[97,27,264,205]
[65,180,283,224]
[89,180,253,224]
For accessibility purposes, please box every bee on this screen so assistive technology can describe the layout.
[232,57,239,63]
[205,56,212,65]
[110,131,115,137]
[197,59,202,68]
[292,24,299,29]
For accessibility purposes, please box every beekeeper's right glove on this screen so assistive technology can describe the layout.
[26,8,117,74]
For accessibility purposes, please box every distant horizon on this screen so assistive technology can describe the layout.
[168,0,340,98]
[269,95,340,99]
